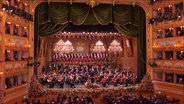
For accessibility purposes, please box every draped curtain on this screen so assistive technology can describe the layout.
[35,3,143,37]
[34,2,146,78]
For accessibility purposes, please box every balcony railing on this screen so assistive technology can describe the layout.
[4,60,28,75]
[153,36,184,50]
[154,60,184,72]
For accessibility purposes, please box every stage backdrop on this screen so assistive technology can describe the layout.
[34,2,146,79]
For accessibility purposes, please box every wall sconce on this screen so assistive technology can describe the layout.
[0,72,3,75]
[8,42,15,47]
[2,7,6,11]
[7,22,11,24]
[168,5,172,8]
[157,8,161,11]
[169,27,173,30]
[158,29,161,32]
[2,4,7,11]
[23,44,31,48]
[174,44,183,47]
[180,26,184,30]
[153,44,160,48]
[7,50,11,53]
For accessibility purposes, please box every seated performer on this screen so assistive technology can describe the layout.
[85,78,100,89]
[69,75,75,88]
[111,76,118,86]
[57,75,64,88]
[101,76,108,87]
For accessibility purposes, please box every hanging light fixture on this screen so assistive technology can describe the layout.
[108,39,122,55]
[54,39,75,54]
[93,40,106,53]
[53,39,64,53]
[62,40,74,53]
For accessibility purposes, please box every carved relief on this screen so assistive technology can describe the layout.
[174,62,184,69]
[5,64,13,70]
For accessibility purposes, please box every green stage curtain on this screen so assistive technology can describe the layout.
[92,4,112,25]
[70,3,91,25]
[35,3,143,36]
[34,2,145,56]
[34,2,146,78]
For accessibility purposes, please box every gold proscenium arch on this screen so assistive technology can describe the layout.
[31,0,152,73]
[32,0,150,14]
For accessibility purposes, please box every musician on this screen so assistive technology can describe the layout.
[39,64,138,88]
[111,76,118,86]
[101,76,107,87]
[89,68,95,83]
[69,74,75,88]
[57,74,64,88]
[47,75,55,88]
[39,73,47,85]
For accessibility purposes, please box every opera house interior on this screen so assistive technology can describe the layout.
[0,0,183,104]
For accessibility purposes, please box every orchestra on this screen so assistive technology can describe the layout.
[38,64,137,88]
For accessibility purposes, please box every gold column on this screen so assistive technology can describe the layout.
[173,27,176,37]
[18,75,21,85]
[173,50,176,60]
[162,51,166,59]
[0,10,6,103]
[173,73,177,83]
[27,0,34,82]
[147,4,154,78]
[162,72,165,82]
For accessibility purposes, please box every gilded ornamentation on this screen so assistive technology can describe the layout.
[5,64,13,70]
[174,62,184,69]
[76,42,85,52]
[162,62,172,68]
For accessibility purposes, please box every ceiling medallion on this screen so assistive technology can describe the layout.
[87,0,98,8]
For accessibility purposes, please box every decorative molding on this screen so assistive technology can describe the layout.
[31,0,149,14]
[153,60,184,74]
[4,84,29,102]
[153,37,184,49]
[153,81,184,95]
[5,35,30,49]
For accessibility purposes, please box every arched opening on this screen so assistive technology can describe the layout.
[34,2,146,81]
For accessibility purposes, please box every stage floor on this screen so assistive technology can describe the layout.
[43,83,132,89]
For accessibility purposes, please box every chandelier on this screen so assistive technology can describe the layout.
[62,40,74,53]
[53,39,64,53]
[92,40,106,53]
[53,39,74,53]
[108,39,122,55]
